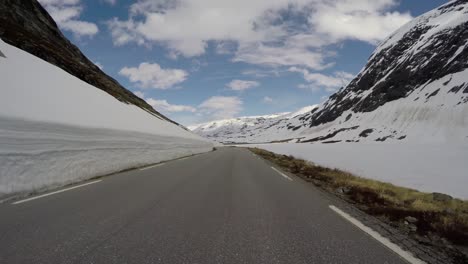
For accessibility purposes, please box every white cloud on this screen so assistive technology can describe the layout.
[234,43,333,70]
[291,67,354,93]
[38,0,98,37]
[119,62,188,89]
[199,96,243,120]
[263,96,274,103]
[133,91,145,98]
[101,0,117,5]
[107,0,412,69]
[242,69,283,78]
[309,0,413,44]
[133,91,195,113]
[146,98,196,113]
[226,80,260,91]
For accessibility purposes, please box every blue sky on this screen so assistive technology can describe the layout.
[39,0,448,125]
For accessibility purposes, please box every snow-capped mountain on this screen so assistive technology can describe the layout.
[189,106,317,143]
[192,0,468,144]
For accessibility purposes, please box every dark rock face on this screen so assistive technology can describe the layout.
[0,0,178,125]
[307,1,468,128]
[359,129,374,138]
[301,126,359,143]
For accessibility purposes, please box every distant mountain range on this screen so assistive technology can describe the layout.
[191,0,468,144]
[189,106,318,143]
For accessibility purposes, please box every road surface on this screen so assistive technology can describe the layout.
[0,147,409,263]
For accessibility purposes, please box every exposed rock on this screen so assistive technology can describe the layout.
[405,216,418,224]
[345,113,352,122]
[432,192,453,202]
[375,135,392,142]
[336,186,351,195]
[359,128,374,138]
[301,126,359,143]
[426,88,440,100]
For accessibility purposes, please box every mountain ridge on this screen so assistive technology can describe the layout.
[189,105,318,143]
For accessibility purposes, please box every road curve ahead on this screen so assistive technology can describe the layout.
[0,147,408,264]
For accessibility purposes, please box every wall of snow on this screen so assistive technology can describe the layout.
[247,143,468,200]
[0,39,212,197]
[0,117,212,196]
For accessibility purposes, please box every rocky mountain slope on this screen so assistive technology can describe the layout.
[192,0,468,144]
[0,0,177,125]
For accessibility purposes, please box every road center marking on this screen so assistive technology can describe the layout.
[12,180,102,205]
[329,205,425,264]
[140,163,165,171]
[271,167,293,181]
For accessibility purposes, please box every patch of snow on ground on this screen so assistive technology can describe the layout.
[247,143,468,199]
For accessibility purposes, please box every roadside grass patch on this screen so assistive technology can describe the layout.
[249,147,468,247]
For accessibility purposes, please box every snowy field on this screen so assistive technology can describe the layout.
[246,143,468,199]
[0,39,212,197]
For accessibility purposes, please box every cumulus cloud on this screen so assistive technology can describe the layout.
[133,91,196,113]
[119,62,188,89]
[291,67,354,92]
[107,0,411,69]
[226,80,260,91]
[38,0,98,37]
[146,98,196,113]
[199,96,243,120]
[309,0,413,44]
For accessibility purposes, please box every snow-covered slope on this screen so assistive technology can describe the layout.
[0,39,212,197]
[292,0,468,144]
[193,0,468,144]
[189,105,317,143]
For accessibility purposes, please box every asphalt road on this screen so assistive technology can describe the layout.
[0,147,409,264]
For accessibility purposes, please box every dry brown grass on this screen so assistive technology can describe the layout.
[249,147,468,246]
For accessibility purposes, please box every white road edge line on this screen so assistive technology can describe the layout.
[329,205,425,264]
[271,167,293,181]
[12,180,102,205]
[140,163,165,171]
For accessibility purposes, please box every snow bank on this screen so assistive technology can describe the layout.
[247,143,468,199]
[0,39,212,197]
[0,117,212,196]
